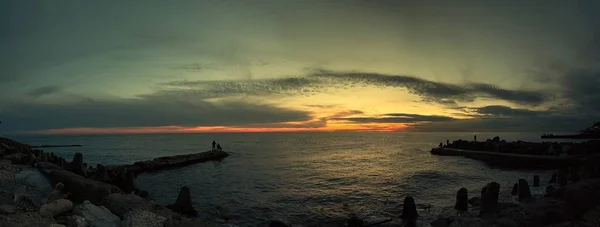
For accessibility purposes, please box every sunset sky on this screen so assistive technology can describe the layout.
[1,0,599,134]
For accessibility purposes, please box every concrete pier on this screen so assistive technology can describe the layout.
[109,150,230,174]
[430,148,585,169]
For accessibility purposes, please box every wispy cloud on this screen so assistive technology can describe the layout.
[331,113,456,124]
[157,69,550,106]
[26,85,63,98]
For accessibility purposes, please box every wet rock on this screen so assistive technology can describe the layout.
[67,215,90,227]
[120,171,136,193]
[122,209,166,227]
[71,152,87,178]
[468,197,481,207]
[270,220,291,227]
[101,193,179,219]
[166,186,197,217]
[40,199,73,217]
[454,188,468,211]
[546,185,556,195]
[49,224,66,227]
[46,182,67,203]
[0,210,56,227]
[518,179,532,202]
[480,182,499,218]
[49,168,122,204]
[5,153,27,164]
[0,204,16,214]
[73,200,121,227]
[511,183,518,196]
[564,179,600,216]
[533,175,540,187]
[95,164,111,183]
[401,196,418,221]
[557,169,568,187]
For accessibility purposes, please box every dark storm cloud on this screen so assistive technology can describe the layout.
[0,95,312,132]
[469,105,542,118]
[26,86,62,98]
[160,70,549,106]
[410,105,591,132]
[310,71,549,106]
[331,113,455,124]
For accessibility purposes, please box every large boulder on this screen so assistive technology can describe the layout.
[46,182,67,203]
[73,200,121,227]
[121,210,166,227]
[166,186,197,217]
[518,179,532,202]
[40,199,73,217]
[401,196,418,221]
[95,164,111,183]
[67,215,91,227]
[455,188,468,211]
[71,152,88,178]
[101,194,180,219]
[480,182,500,218]
[49,169,122,204]
[564,179,600,216]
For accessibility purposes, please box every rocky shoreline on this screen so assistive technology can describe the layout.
[2,135,600,227]
[0,137,221,227]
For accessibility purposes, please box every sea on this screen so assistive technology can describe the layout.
[8,132,574,226]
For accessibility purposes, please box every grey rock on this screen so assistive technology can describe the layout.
[480,182,499,218]
[67,215,91,227]
[455,188,468,211]
[48,167,121,204]
[166,186,197,217]
[73,200,121,227]
[401,195,418,221]
[101,194,180,219]
[121,210,166,227]
[518,179,532,202]
[564,179,600,216]
[40,199,73,217]
[0,204,16,214]
[71,153,87,178]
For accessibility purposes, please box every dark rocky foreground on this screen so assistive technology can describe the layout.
[0,137,226,227]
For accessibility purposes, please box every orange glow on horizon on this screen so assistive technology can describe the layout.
[30,123,408,135]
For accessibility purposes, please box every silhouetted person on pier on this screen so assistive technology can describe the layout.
[446,139,449,145]
[474,135,477,142]
[212,141,216,151]
[439,142,443,148]
[217,143,222,151]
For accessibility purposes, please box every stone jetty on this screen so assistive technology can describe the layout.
[108,150,230,175]
[431,147,584,169]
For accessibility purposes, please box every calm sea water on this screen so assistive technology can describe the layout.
[9,132,568,226]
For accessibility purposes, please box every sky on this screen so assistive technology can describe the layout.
[1,0,599,134]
